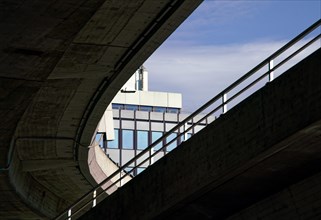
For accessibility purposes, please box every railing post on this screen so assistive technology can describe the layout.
[93,190,96,207]
[184,123,188,141]
[222,93,227,114]
[54,20,321,220]
[269,59,274,82]
[68,209,71,220]
[150,148,154,165]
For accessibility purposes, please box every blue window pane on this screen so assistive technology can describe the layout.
[154,106,166,112]
[167,107,179,113]
[152,131,163,151]
[124,104,138,111]
[136,167,145,175]
[107,129,119,148]
[140,105,153,112]
[95,133,104,148]
[137,130,148,150]
[166,133,177,151]
[122,130,134,149]
[112,103,123,109]
[124,167,133,174]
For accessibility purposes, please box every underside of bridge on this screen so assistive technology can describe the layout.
[0,0,202,219]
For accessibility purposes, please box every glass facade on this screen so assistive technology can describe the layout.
[152,131,163,151]
[124,104,138,111]
[107,129,119,149]
[167,107,180,113]
[94,67,189,176]
[97,107,211,176]
[140,105,153,112]
[96,133,104,148]
[166,133,177,151]
[112,103,123,109]
[154,106,166,112]
[122,130,134,149]
[137,130,148,150]
[112,103,180,113]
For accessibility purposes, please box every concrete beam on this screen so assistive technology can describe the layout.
[21,160,77,172]
[0,0,203,218]
[79,49,321,219]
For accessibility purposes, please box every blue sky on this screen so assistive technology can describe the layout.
[145,0,321,112]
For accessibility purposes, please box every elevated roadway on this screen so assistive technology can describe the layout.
[0,0,202,218]
[80,49,321,219]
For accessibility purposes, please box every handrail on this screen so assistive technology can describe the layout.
[55,19,321,220]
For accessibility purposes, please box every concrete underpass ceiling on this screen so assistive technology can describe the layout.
[0,0,203,219]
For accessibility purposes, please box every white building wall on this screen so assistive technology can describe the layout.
[96,65,182,141]
[112,91,182,109]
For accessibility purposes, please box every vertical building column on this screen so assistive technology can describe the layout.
[105,104,115,141]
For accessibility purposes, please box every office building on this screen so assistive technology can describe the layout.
[95,66,212,175]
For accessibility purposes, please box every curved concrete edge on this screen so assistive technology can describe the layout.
[88,144,132,202]
[88,145,132,193]
[4,1,204,219]
[78,49,321,219]
[76,0,203,214]
[76,0,203,204]
[8,149,71,219]
[9,139,92,218]
[67,145,132,219]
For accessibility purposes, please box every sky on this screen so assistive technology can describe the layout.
[145,0,321,112]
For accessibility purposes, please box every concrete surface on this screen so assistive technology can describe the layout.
[0,0,203,218]
[79,49,321,219]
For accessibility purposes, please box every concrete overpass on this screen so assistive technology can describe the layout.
[79,48,321,220]
[0,0,202,219]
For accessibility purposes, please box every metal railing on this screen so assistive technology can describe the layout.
[55,19,321,220]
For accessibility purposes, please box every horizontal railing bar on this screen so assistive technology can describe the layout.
[227,72,268,106]
[225,33,321,109]
[70,139,181,219]
[55,19,321,220]
[222,19,321,95]
[272,33,321,72]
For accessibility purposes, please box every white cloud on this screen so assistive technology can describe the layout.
[166,0,264,46]
[143,1,320,113]
[145,39,316,112]
[187,0,256,26]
